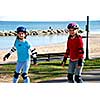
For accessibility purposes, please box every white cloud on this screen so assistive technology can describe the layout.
[0,0,100,21]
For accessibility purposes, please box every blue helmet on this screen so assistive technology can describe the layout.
[16,26,26,33]
[67,23,79,29]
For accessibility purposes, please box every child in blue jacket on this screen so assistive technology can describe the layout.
[3,26,37,83]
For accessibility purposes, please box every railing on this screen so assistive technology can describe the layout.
[31,52,65,64]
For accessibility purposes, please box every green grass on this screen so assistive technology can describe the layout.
[0,58,100,83]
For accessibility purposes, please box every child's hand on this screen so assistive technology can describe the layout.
[61,61,66,70]
[3,53,11,61]
[3,56,6,61]
[33,63,38,67]
[61,61,65,67]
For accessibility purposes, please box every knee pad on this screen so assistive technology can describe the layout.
[14,71,20,79]
[21,73,28,79]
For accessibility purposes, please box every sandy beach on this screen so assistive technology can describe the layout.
[0,34,100,64]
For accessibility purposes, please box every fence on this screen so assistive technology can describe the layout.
[31,52,65,64]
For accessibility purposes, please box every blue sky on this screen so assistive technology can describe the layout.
[0,0,100,21]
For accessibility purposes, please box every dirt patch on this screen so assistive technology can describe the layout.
[0,74,12,83]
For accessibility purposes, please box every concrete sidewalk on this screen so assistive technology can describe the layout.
[38,69,100,83]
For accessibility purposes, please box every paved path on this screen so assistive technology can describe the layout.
[39,69,100,83]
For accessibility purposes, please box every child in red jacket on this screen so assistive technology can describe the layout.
[62,23,84,83]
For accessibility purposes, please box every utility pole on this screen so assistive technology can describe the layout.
[85,16,89,60]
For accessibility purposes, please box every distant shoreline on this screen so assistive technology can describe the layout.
[0,29,66,36]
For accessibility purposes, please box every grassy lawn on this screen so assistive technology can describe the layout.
[0,58,100,83]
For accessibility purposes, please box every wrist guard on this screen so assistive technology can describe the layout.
[63,57,67,63]
[4,53,11,59]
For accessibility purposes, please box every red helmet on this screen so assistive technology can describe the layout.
[67,23,79,29]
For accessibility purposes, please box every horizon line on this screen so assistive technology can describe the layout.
[0,20,100,22]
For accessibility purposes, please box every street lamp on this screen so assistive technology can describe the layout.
[85,16,89,60]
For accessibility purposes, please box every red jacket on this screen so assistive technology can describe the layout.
[64,35,84,60]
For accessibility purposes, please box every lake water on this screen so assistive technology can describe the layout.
[0,20,99,50]
[0,35,68,50]
[0,20,100,32]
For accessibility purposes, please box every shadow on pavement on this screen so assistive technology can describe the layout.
[38,71,100,83]
[38,78,67,83]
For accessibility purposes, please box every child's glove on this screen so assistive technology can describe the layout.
[3,53,11,61]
